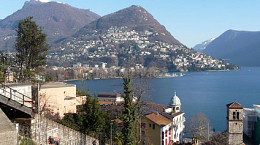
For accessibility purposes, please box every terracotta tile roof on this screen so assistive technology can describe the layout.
[145,113,172,126]
[98,101,114,105]
[226,102,243,109]
[113,119,123,124]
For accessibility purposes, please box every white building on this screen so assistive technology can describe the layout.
[97,93,124,102]
[243,104,260,139]
[243,108,256,138]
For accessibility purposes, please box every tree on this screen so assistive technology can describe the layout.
[0,53,8,83]
[60,94,105,137]
[204,132,228,145]
[122,75,142,145]
[83,95,105,135]
[15,17,48,82]
[186,113,211,140]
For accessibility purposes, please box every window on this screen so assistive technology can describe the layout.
[141,131,145,137]
[237,112,239,119]
[233,112,236,119]
[153,124,155,129]
[141,123,146,128]
[169,128,171,135]
[162,132,164,139]
[142,141,146,145]
[149,123,151,127]
[165,130,167,137]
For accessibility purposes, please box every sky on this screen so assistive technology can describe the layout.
[1,0,260,47]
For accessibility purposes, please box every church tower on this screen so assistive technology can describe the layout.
[169,91,181,113]
[226,102,243,145]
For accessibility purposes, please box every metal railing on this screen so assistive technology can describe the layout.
[0,83,33,108]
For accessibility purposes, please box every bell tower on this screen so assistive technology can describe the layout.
[226,102,243,145]
[169,91,181,113]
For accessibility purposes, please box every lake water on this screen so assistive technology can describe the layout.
[66,67,260,132]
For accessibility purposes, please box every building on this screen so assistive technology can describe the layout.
[141,112,172,145]
[39,82,85,118]
[226,102,243,145]
[243,104,260,144]
[97,93,124,102]
[243,108,256,138]
[254,105,260,144]
[140,92,185,145]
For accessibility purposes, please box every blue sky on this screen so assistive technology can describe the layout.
[1,0,260,47]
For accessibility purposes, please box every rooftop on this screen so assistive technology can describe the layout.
[41,82,76,89]
[145,113,172,127]
[160,111,184,120]
[226,102,243,109]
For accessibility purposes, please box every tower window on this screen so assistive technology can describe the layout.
[233,112,236,119]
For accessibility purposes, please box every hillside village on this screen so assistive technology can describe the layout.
[48,26,238,73]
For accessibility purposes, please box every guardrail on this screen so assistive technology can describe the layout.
[0,83,33,109]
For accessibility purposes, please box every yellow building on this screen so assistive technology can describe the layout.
[39,82,85,118]
[141,113,172,145]
[140,91,185,145]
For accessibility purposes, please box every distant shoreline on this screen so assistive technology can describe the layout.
[64,68,239,82]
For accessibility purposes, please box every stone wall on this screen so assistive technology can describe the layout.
[31,116,99,145]
[0,108,17,145]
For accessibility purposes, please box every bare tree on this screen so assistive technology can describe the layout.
[186,113,211,140]
[204,132,228,145]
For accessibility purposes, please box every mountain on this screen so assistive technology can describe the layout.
[0,0,100,50]
[71,5,182,45]
[203,30,260,66]
[193,38,215,52]
[49,5,237,72]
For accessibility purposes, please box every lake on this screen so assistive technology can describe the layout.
[66,67,260,132]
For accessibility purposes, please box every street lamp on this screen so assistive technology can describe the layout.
[110,122,113,145]
[36,78,42,143]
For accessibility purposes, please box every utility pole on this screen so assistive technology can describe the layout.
[110,122,113,145]
[36,78,42,143]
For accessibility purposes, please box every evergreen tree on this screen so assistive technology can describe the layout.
[83,95,105,135]
[122,75,142,145]
[15,16,48,82]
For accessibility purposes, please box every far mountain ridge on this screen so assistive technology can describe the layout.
[193,38,215,52]
[0,0,100,50]
[203,29,260,66]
